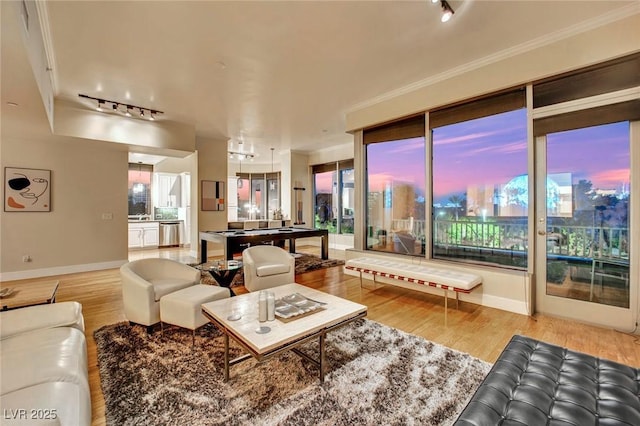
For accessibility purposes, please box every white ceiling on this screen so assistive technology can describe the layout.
[3,1,638,164]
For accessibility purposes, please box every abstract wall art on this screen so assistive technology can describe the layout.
[4,167,51,212]
[201,180,225,211]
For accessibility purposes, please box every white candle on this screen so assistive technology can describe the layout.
[267,292,275,321]
[258,291,267,322]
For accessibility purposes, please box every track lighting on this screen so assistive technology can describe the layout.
[79,94,163,121]
[440,0,454,22]
[228,151,255,160]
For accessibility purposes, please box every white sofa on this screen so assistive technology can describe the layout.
[0,301,90,426]
[242,245,295,292]
[120,258,200,330]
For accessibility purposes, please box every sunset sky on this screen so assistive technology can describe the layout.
[363,110,630,204]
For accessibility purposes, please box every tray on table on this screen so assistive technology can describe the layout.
[274,293,326,319]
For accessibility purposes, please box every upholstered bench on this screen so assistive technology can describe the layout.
[160,284,230,345]
[345,257,482,323]
[454,335,640,425]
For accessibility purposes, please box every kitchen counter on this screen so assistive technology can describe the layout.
[128,220,186,248]
[128,219,183,223]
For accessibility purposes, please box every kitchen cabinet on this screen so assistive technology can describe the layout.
[154,173,181,207]
[128,222,159,249]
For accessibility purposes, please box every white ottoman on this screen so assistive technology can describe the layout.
[160,284,230,344]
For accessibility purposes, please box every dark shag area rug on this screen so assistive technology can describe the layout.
[196,253,345,287]
[94,318,491,425]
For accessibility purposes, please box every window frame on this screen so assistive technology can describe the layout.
[235,171,280,220]
[312,160,355,234]
[429,92,528,269]
[363,115,427,257]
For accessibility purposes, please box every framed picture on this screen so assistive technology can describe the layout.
[4,167,51,212]
[201,180,225,211]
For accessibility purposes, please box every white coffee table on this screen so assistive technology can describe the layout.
[201,283,367,382]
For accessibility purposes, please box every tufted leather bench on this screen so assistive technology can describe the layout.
[454,335,640,425]
[345,257,482,324]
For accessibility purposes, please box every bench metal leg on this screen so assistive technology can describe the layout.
[444,289,448,326]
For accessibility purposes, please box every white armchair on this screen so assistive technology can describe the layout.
[120,258,200,330]
[242,246,295,292]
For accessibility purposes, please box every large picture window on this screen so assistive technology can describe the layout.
[236,172,280,220]
[364,115,426,256]
[361,54,638,282]
[431,90,528,267]
[312,160,354,234]
[128,163,153,216]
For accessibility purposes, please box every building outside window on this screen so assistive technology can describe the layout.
[364,115,426,256]
[312,160,354,234]
[266,172,280,218]
[542,122,630,308]
[340,167,355,233]
[431,103,528,267]
[236,172,280,220]
[236,174,250,220]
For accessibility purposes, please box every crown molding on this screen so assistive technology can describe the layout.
[346,3,640,114]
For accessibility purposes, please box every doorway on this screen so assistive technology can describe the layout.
[534,121,637,329]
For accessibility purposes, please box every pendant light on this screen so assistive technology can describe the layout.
[237,158,243,189]
[269,148,276,191]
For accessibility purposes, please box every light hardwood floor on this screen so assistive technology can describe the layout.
[3,246,639,426]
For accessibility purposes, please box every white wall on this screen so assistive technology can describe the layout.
[54,99,196,156]
[308,142,354,166]
[283,151,311,226]
[1,132,129,280]
[196,137,228,258]
[346,14,640,132]
[154,156,192,174]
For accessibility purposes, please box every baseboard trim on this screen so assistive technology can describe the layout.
[467,292,529,316]
[0,260,128,282]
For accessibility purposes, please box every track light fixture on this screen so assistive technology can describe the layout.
[440,0,454,22]
[228,151,255,161]
[78,94,163,121]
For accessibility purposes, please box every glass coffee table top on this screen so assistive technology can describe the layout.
[201,259,243,272]
[198,260,243,296]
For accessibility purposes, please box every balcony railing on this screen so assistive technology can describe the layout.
[390,218,629,261]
